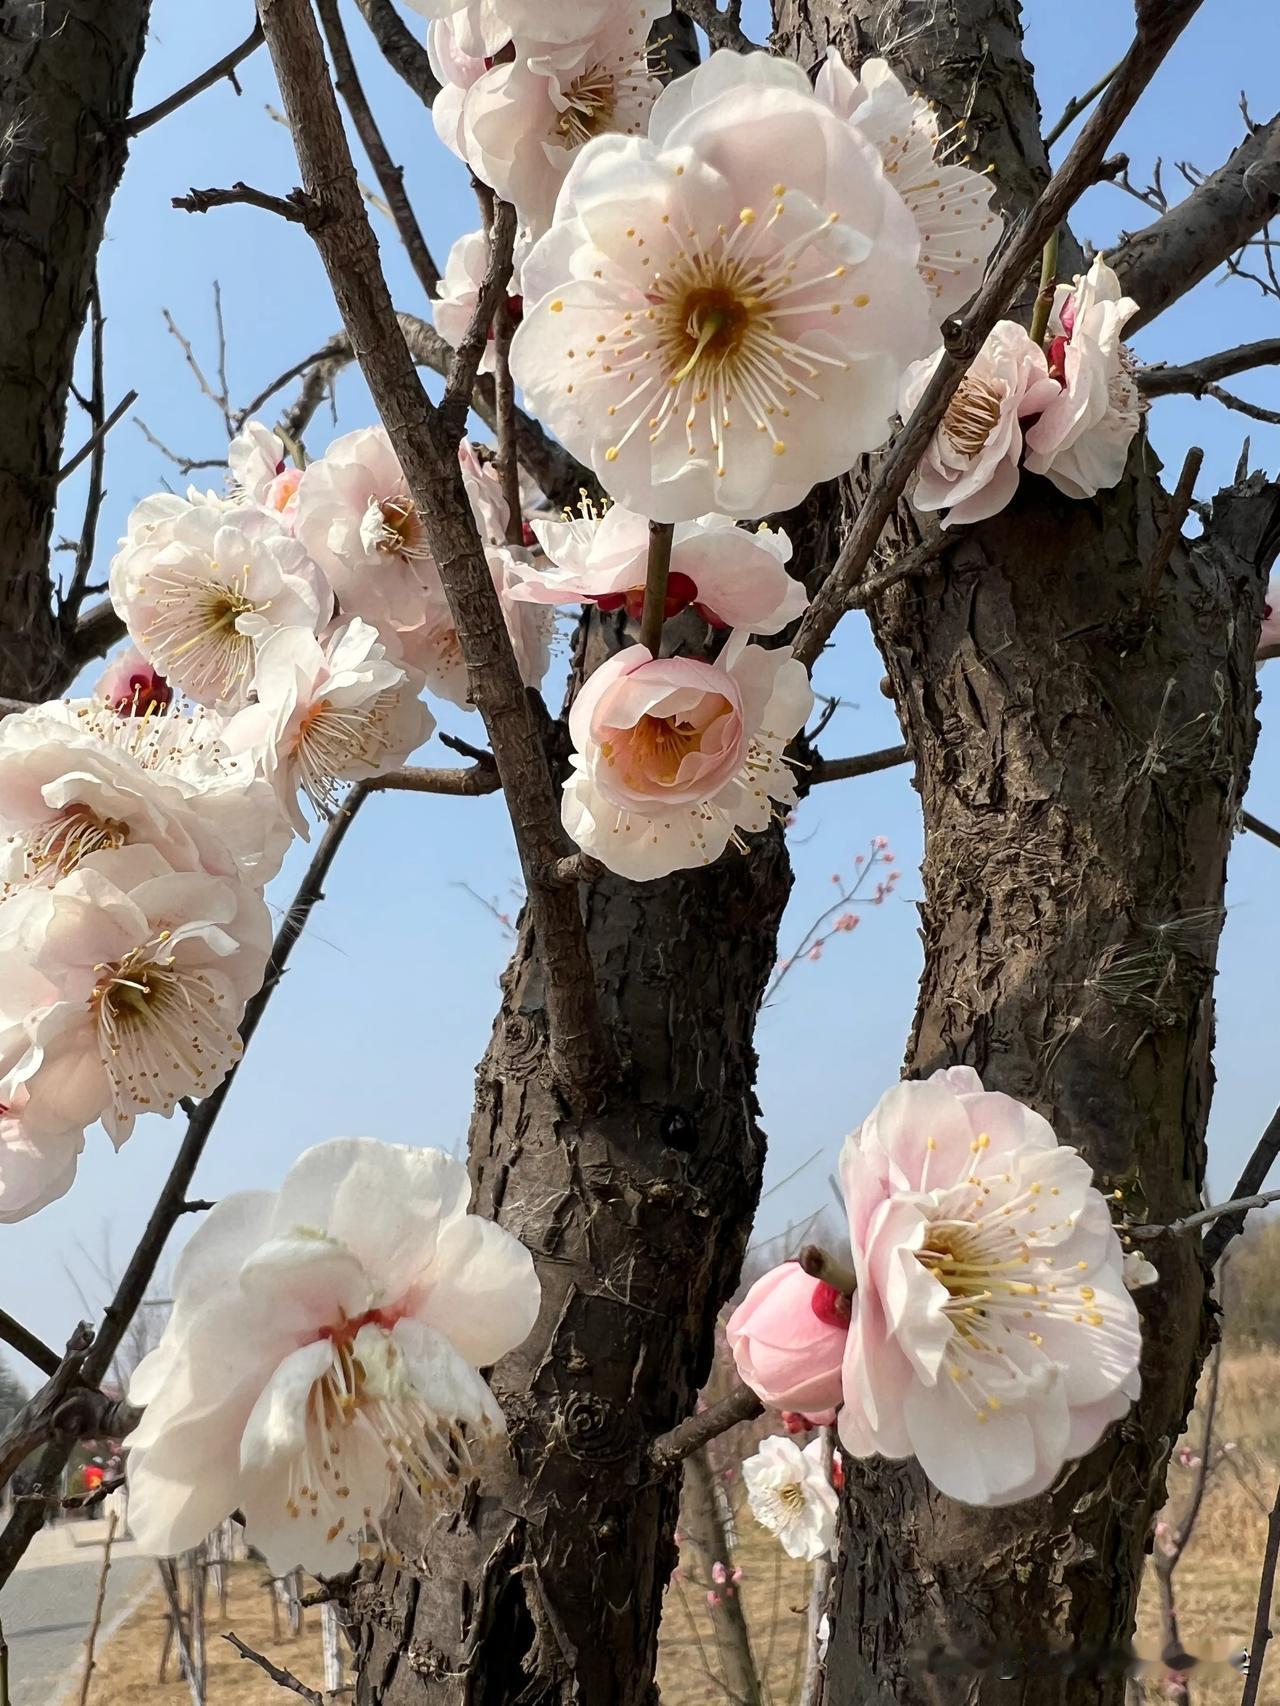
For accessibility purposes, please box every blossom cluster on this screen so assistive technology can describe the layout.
[729,1069,1154,1545]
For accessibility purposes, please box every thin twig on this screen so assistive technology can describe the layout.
[652,1385,764,1472]
[1139,446,1204,614]
[315,0,440,297]
[1205,1105,1280,1265]
[1244,812,1280,853]
[173,181,325,227]
[847,535,953,611]
[791,0,1207,670]
[1128,1188,1280,1243]
[1241,1481,1280,1706]
[352,0,440,108]
[127,20,264,136]
[0,1308,61,1378]
[810,745,910,785]
[57,389,138,486]
[1043,57,1124,148]
[1138,340,1280,397]
[441,197,517,432]
[640,522,676,656]
[1029,228,1060,348]
[799,1244,856,1296]
[492,301,525,547]
[1195,385,1280,427]
[224,1632,323,1703]
[78,1511,119,1706]
[367,763,501,797]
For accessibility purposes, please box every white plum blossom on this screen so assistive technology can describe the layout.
[126,1137,540,1576]
[1122,1251,1158,1291]
[0,1086,84,1223]
[0,700,289,890]
[111,507,332,709]
[433,229,531,374]
[455,5,665,238]
[228,421,303,526]
[413,0,624,56]
[838,1067,1142,1507]
[742,1434,838,1561]
[900,321,1061,526]
[413,547,553,709]
[512,505,807,634]
[1260,575,1280,660]
[1024,255,1144,500]
[815,49,1001,326]
[425,17,491,157]
[0,845,271,1148]
[222,620,434,837]
[561,633,813,880]
[512,50,931,522]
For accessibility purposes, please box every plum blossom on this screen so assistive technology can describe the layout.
[433,230,530,374]
[512,50,931,521]
[562,634,813,880]
[111,507,331,709]
[511,506,806,634]
[742,1434,838,1560]
[222,620,434,837]
[1024,255,1144,500]
[815,49,1001,326]
[0,845,271,1147]
[0,700,286,891]
[1258,575,1280,660]
[838,1066,1142,1506]
[900,321,1060,526]
[126,1137,540,1575]
[412,0,624,56]
[0,1086,84,1223]
[1122,1251,1158,1291]
[411,546,553,709]
[454,4,665,238]
[228,421,303,526]
[95,646,173,717]
[727,1260,849,1415]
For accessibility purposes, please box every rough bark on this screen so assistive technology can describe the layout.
[0,0,151,698]
[772,2,1280,1701]
[351,837,792,1704]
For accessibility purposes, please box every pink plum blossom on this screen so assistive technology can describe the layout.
[742,1434,837,1560]
[561,635,812,880]
[454,4,665,238]
[111,506,331,709]
[412,0,626,57]
[433,229,530,375]
[512,50,931,522]
[900,321,1061,526]
[0,1086,84,1223]
[815,49,1002,327]
[222,620,434,837]
[95,646,173,717]
[1259,576,1280,660]
[404,547,553,710]
[228,421,303,526]
[126,1137,540,1575]
[727,1260,849,1415]
[837,1066,1142,1506]
[0,844,271,1148]
[1024,256,1144,500]
[511,507,806,634]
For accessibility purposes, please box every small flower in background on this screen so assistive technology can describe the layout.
[95,645,173,717]
[1122,1250,1159,1290]
[705,1590,721,1609]
[727,1260,849,1416]
[1259,576,1280,661]
[126,1137,540,1575]
[742,1434,838,1561]
[838,1066,1142,1506]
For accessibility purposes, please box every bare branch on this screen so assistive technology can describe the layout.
[793,0,1208,669]
[224,1632,323,1703]
[0,1308,60,1378]
[172,181,326,227]
[1114,113,1280,332]
[56,387,138,486]
[1192,385,1280,427]
[848,534,953,612]
[0,1324,93,1489]
[126,20,264,136]
[257,0,610,1098]
[316,0,440,297]
[1138,340,1280,397]
[491,301,525,546]
[368,763,501,797]
[1044,58,1123,149]
[1242,1481,1280,1706]
[1243,811,1280,854]
[810,745,910,785]
[69,599,126,673]
[678,0,760,52]
[651,1384,764,1472]
[132,417,225,476]
[639,521,675,655]
[60,280,114,628]
[1138,445,1204,614]
[77,1512,120,1706]
[1128,1188,1280,1244]
[353,0,440,109]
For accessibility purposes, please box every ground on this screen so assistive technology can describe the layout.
[5,1349,1276,1703]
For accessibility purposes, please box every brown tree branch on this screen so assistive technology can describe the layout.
[56,387,138,486]
[1114,113,1280,333]
[848,533,954,612]
[678,0,760,52]
[368,762,501,797]
[172,182,326,227]
[224,1632,323,1703]
[1243,812,1280,854]
[651,1384,764,1472]
[1242,1480,1280,1706]
[0,1307,61,1379]
[69,599,125,673]
[1128,1188,1280,1245]
[0,1325,93,1489]
[352,0,440,109]
[60,280,116,629]
[257,0,610,1100]
[792,0,1207,670]
[315,0,440,297]
[1139,446,1204,614]
[810,744,911,785]
[126,20,264,136]
[77,1511,119,1706]
[1193,385,1280,427]
[1202,1104,1280,1267]
[1139,340,1280,397]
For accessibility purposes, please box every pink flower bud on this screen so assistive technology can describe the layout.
[726,1261,849,1414]
[808,945,823,962]
[706,1591,721,1608]
[95,645,173,716]
[712,1561,727,1584]
[834,914,859,933]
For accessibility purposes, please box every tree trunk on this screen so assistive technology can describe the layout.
[0,0,151,698]
[351,836,792,1703]
[771,3,1280,1700]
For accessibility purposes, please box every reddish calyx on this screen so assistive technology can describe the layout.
[594,572,728,628]
[320,1305,403,1345]
[810,1281,852,1329]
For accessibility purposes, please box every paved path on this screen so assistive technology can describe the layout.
[2,1524,151,1706]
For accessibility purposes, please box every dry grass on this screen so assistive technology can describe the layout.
[83,1561,333,1705]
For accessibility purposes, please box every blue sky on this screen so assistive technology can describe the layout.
[6,0,1279,1378]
